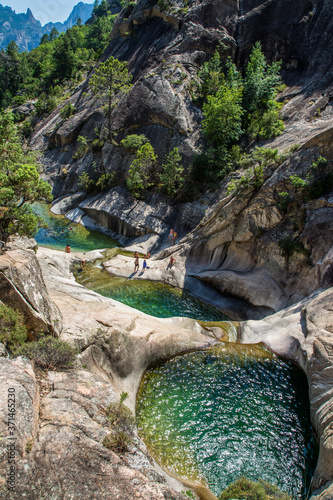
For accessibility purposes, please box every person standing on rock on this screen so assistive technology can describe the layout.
[81,258,86,270]
[142,260,149,273]
[65,244,71,253]
[167,229,174,245]
[167,256,176,269]
[134,256,139,273]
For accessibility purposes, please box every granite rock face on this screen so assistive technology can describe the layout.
[0,238,62,336]
[3,365,190,500]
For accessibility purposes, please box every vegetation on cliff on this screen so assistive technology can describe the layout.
[0,112,52,243]
[193,42,284,189]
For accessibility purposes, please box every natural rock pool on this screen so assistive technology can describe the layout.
[76,263,228,321]
[33,202,119,252]
[136,344,317,499]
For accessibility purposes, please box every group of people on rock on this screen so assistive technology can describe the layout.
[65,225,178,274]
[134,251,151,273]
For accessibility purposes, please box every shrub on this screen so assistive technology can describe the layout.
[102,392,135,453]
[0,304,28,351]
[73,135,90,159]
[126,143,157,197]
[102,431,132,453]
[35,93,58,116]
[60,102,75,120]
[218,476,291,500]
[95,172,116,191]
[15,336,78,370]
[277,191,290,212]
[91,138,105,151]
[78,171,95,193]
[106,392,135,430]
[120,134,148,152]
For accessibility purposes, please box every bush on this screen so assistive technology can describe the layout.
[91,138,105,151]
[73,135,90,159]
[95,172,116,192]
[120,134,148,152]
[102,392,135,453]
[0,304,28,351]
[102,431,132,453]
[60,102,75,120]
[15,336,78,370]
[218,476,291,500]
[106,392,135,430]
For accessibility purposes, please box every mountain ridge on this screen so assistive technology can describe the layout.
[0,2,94,51]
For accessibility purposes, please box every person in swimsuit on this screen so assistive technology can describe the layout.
[134,256,139,272]
[65,244,71,253]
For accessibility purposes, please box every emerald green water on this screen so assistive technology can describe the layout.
[136,344,317,499]
[33,202,118,253]
[76,264,228,321]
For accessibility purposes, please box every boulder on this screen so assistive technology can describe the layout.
[0,239,62,336]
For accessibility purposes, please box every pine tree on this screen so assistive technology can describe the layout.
[89,56,132,141]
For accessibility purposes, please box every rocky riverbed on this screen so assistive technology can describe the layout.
[0,238,333,498]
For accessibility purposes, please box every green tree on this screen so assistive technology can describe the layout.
[89,56,132,141]
[49,27,59,41]
[158,147,184,198]
[0,112,52,243]
[202,84,244,148]
[0,304,28,351]
[126,143,157,197]
[243,41,282,113]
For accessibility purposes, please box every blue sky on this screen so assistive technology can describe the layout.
[2,1,95,25]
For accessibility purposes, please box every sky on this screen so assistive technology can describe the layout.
[2,0,95,25]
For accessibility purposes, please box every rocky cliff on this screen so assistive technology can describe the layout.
[28,0,333,314]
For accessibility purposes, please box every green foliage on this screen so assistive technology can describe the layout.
[102,431,132,453]
[78,171,95,193]
[74,135,90,159]
[126,143,157,197]
[120,134,148,152]
[157,0,171,11]
[60,102,75,120]
[0,6,120,111]
[15,336,78,370]
[194,43,284,189]
[35,93,58,116]
[243,42,282,113]
[90,56,132,141]
[226,147,282,195]
[202,84,244,149]
[218,476,291,500]
[103,391,135,453]
[158,147,185,198]
[0,112,52,243]
[289,175,309,190]
[277,191,290,212]
[95,172,116,191]
[91,138,105,151]
[247,101,284,141]
[0,303,28,351]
